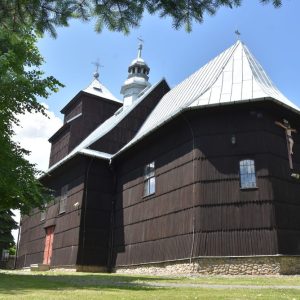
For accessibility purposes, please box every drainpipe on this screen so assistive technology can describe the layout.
[181,113,196,265]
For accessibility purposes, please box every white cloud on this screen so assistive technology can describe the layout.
[13,104,63,171]
[11,106,63,242]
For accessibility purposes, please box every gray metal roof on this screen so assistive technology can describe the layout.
[43,79,166,175]
[117,40,299,154]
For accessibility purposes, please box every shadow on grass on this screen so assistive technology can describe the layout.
[0,272,173,296]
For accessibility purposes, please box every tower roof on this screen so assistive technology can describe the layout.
[118,40,299,154]
[120,39,151,104]
[83,77,121,103]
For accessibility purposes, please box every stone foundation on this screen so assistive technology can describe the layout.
[115,256,300,276]
[76,265,108,273]
[30,264,50,271]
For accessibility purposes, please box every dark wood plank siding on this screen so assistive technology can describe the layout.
[49,93,122,167]
[263,105,300,255]
[77,159,114,267]
[64,101,82,123]
[112,102,300,266]
[90,80,170,154]
[17,157,87,268]
[49,127,71,167]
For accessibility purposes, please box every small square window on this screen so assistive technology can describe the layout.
[144,162,155,197]
[59,185,68,214]
[239,159,257,189]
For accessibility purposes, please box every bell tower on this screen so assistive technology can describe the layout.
[120,39,151,106]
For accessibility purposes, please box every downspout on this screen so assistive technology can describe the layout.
[181,113,196,264]
[107,159,117,272]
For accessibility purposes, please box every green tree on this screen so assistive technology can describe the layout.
[0,210,17,256]
[0,0,283,36]
[0,26,62,214]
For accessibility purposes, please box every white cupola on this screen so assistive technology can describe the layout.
[120,41,151,107]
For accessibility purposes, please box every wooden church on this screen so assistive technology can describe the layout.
[17,40,300,274]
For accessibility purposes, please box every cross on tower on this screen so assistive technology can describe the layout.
[92,60,103,79]
[235,30,241,39]
[137,36,144,58]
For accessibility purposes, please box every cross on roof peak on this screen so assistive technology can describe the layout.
[92,60,104,80]
[137,36,144,58]
[235,30,241,40]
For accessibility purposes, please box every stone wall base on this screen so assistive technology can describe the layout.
[76,265,108,273]
[30,264,50,271]
[37,265,107,273]
[114,256,300,276]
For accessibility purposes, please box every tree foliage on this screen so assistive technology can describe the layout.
[0,210,17,255]
[0,26,62,214]
[0,0,283,36]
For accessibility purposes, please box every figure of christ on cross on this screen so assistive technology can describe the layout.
[275,119,297,169]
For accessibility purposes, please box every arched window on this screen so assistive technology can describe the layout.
[239,159,257,189]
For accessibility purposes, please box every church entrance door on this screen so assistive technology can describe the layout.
[43,226,55,265]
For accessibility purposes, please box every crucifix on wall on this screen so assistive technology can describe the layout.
[275,119,297,169]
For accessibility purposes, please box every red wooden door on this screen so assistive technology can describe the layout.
[43,226,55,265]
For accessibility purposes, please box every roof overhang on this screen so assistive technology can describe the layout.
[113,96,300,160]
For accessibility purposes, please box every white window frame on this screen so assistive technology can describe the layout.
[239,159,257,189]
[59,185,68,214]
[144,162,155,197]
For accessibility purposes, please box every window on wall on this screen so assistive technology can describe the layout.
[59,185,68,214]
[239,159,257,189]
[144,162,155,196]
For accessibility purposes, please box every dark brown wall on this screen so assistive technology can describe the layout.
[112,101,300,266]
[77,159,114,267]
[49,93,122,167]
[90,80,170,154]
[48,126,71,167]
[17,156,87,268]
[64,101,82,123]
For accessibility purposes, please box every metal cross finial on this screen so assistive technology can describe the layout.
[137,36,144,58]
[92,60,103,80]
[235,30,241,40]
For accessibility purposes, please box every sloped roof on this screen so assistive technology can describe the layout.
[117,40,299,154]
[83,78,122,103]
[43,79,166,175]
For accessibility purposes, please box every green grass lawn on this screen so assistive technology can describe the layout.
[0,270,300,300]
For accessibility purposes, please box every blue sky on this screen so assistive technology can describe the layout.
[37,0,300,118]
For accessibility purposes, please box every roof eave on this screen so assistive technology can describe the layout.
[39,149,111,180]
[112,97,300,160]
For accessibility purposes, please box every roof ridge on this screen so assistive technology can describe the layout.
[115,40,299,158]
[83,78,122,103]
[184,40,241,108]
[242,43,299,110]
